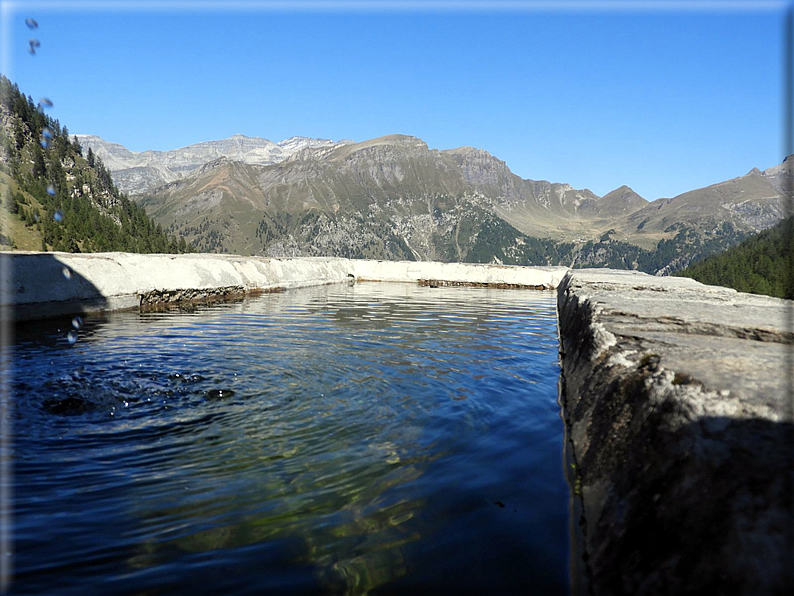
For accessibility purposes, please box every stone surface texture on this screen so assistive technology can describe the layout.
[557,268,793,595]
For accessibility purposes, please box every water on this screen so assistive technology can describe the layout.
[7,283,569,595]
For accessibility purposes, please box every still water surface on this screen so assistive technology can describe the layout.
[10,284,568,595]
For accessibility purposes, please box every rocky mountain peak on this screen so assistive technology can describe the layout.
[74,133,350,194]
[602,185,644,200]
[443,145,492,157]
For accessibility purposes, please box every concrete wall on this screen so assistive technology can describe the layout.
[0,252,567,321]
[557,269,792,594]
[351,259,566,288]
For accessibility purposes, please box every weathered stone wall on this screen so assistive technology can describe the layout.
[0,252,567,321]
[557,269,793,595]
[351,259,566,288]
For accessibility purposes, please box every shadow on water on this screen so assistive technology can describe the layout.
[3,253,112,417]
[0,253,111,589]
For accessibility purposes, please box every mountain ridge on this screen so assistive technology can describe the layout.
[79,128,790,274]
[74,133,354,194]
[135,131,790,273]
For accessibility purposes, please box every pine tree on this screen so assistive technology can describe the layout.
[31,144,46,178]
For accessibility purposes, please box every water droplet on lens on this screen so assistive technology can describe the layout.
[62,267,72,279]
[38,97,53,109]
[42,126,53,139]
[40,138,49,148]
[67,331,78,344]
[47,185,56,197]
[25,18,38,29]
[71,316,83,329]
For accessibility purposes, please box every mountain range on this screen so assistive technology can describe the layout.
[5,64,786,276]
[75,133,354,195]
[74,130,790,273]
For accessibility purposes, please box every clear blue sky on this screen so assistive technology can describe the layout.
[1,1,790,200]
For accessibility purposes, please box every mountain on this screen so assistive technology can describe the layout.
[618,165,787,249]
[597,185,648,217]
[138,134,641,261]
[677,215,793,299]
[134,131,790,274]
[0,76,190,254]
[75,133,354,195]
[758,155,793,198]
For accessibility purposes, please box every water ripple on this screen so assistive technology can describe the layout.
[10,284,567,595]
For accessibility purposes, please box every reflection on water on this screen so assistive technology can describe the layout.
[8,283,568,595]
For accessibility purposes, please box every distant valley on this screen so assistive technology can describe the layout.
[76,132,792,274]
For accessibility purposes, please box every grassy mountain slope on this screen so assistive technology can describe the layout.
[0,76,191,254]
[139,135,646,262]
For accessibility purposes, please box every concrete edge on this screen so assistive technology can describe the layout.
[1,252,569,322]
[556,268,793,594]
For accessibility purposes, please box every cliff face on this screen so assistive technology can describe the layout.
[557,269,793,594]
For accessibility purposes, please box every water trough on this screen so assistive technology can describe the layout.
[1,252,791,594]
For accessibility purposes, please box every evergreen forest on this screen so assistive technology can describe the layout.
[677,216,792,299]
[0,75,192,253]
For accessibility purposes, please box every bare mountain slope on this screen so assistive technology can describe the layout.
[139,134,634,259]
[75,133,352,195]
[619,165,788,249]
